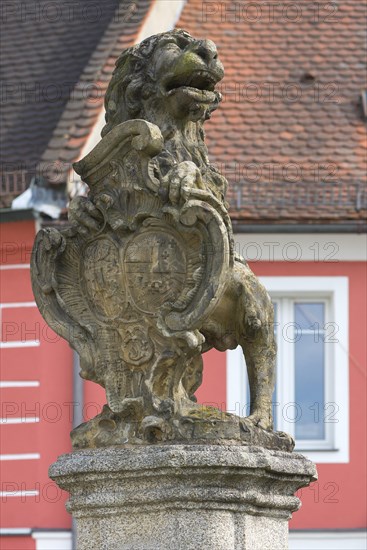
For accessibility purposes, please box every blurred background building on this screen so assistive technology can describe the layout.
[1,1,366,549]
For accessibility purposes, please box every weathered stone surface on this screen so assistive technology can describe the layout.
[50,445,317,550]
[31,29,289,451]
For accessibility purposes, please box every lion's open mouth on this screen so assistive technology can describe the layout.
[165,70,219,94]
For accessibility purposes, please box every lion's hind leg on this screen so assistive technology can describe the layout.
[235,261,276,430]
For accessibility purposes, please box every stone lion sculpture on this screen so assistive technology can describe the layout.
[32,29,292,450]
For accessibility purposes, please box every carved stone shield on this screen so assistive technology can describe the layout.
[31,119,234,445]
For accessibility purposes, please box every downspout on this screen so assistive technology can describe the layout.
[72,351,83,550]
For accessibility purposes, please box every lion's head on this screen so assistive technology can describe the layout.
[102,29,224,137]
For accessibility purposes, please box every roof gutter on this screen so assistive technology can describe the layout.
[231,223,367,234]
[0,208,36,223]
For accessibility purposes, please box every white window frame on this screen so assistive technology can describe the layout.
[32,531,72,550]
[289,530,367,550]
[227,276,349,464]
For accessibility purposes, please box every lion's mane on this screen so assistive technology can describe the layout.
[102,29,228,202]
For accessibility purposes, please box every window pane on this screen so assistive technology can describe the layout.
[295,302,324,329]
[294,303,325,440]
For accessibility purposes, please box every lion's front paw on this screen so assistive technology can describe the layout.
[167,161,204,204]
[68,196,104,235]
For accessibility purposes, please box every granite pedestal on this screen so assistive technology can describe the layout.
[50,444,317,550]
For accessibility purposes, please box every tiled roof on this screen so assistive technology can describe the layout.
[37,0,152,190]
[176,0,367,225]
[3,0,366,226]
[0,0,152,207]
[1,1,120,174]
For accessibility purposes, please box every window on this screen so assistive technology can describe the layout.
[273,298,334,449]
[227,277,349,463]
